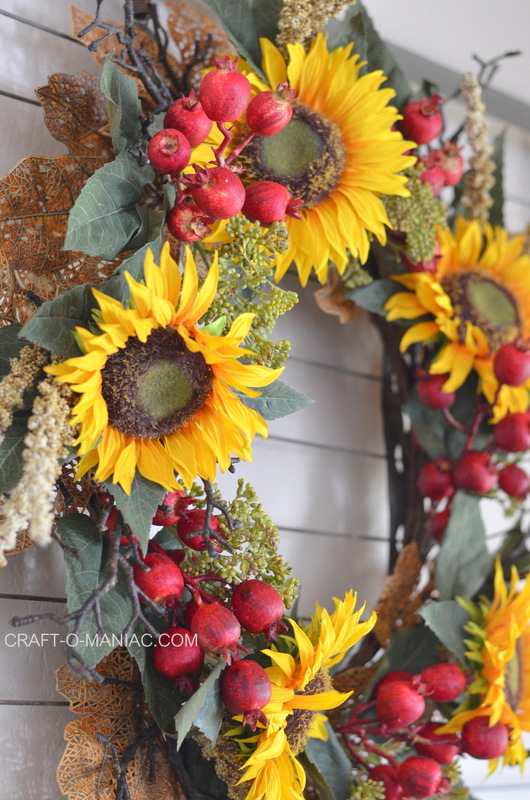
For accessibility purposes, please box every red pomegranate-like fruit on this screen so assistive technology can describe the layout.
[375,671,413,696]
[417,458,453,502]
[400,95,444,145]
[435,141,465,186]
[397,755,443,799]
[199,55,251,122]
[245,83,296,137]
[152,491,189,526]
[221,659,272,729]
[190,602,242,662]
[414,722,461,765]
[452,451,498,494]
[375,681,425,728]
[369,764,403,800]
[417,662,467,702]
[419,154,446,196]
[417,373,455,410]
[461,717,510,760]
[147,128,191,175]
[167,202,215,242]
[242,181,303,225]
[152,626,204,693]
[164,91,212,147]
[493,412,530,453]
[186,166,246,219]
[133,552,185,606]
[429,508,450,541]
[494,342,530,387]
[176,509,227,552]
[231,579,287,640]
[498,463,530,499]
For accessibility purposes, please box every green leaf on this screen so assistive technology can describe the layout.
[202,316,227,337]
[435,491,493,601]
[174,660,225,748]
[489,130,506,228]
[64,153,155,261]
[385,626,440,674]
[0,412,30,495]
[333,2,412,110]
[404,395,446,460]
[152,526,182,551]
[349,279,404,317]
[251,0,282,43]
[0,324,29,377]
[100,58,143,154]
[59,512,134,667]
[202,0,264,76]
[304,723,352,800]
[105,473,165,552]
[240,379,314,420]
[419,601,470,665]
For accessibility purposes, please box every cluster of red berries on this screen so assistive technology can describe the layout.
[146,55,302,240]
[399,95,465,197]
[364,665,510,799]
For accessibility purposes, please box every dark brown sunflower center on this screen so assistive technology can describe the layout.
[284,668,332,756]
[241,102,346,210]
[101,326,213,438]
[441,271,520,350]
[505,638,523,711]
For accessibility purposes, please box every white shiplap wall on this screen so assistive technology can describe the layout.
[0,1,529,798]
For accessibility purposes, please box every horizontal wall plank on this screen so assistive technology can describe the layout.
[1,540,67,599]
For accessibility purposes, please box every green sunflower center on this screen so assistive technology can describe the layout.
[284,668,332,756]
[442,271,521,350]
[242,102,346,210]
[101,326,213,438]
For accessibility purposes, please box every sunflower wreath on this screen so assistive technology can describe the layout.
[1,2,529,800]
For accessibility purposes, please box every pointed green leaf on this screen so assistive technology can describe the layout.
[349,279,403,317]
[64,153,155,260]
[105,473,165,552]
[202,0,264,75]
[239,379,313,420]
[419,601,470,665]
[303,723,352,800]
[385,626,440,674]
[251,0,282,43]
[0,324,29,376]
[100,59,143,154]
[173,660,225,748]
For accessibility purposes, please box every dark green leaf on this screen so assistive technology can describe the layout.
[435,491,493,601]
[100,59,143,154]
[419,601,469,665]
[59,512,134,667]
[174,660,225,748]
[404,394,446,460]
[152,526,182,551]
[298,752,334,800]
[489,130,506,227]
[251,0,282,43]
[304,723,352,800]
[64,153,155,260]
[349,279,404,317]
[385,626,439,674]
[178,738,231,799]
[193,669,225,744]
[0,325,29,377]
[333,2,412,109]
[240,379,313,420]
[202,0,264,76]
[0,412,30,495]
[105,473,165,552]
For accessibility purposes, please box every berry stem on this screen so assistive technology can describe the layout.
[225,132,256,165]
[213,122,234,161]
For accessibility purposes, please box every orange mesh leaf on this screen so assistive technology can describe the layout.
[313,268,363,324]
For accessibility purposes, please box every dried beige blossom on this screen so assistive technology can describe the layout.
[0,376,75,565]
[460,71,496,222]
[277,0,349,50]
[0,346,49,445]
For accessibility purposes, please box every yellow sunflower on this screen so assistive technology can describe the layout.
[385,217,530,421]
[230,591,377,800]
[440,560,530,772]
[46,243,282,494]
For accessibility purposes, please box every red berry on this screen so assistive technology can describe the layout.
[147,128,191,175]
[152,625,204,693]
[164,91,212,147]
[231,579,287,641]
[401,95,444,145]
[199,55,251,122]
[246,83,296,137]
[221,660,272,729]
[375,681,425,728]
[397,755,443,798]
[493,412,530,453]
[461,717,510,760]
[133,552,185,606]
[190,602,241,662]
[417,373,455,410]
[417,459,453,502]
[152,490,189,526]
[498,463,530,499]
[452,451,498,494]
[435,141,465,186]
[176,509,227,552]
[375,671,413,697]
[419,154,446,195]
[242,181,302,225]
[167,202,215,242]
[369,764,403,800]
[494,342,530,387]
[418,662,467,702]
[429,508,450,541]
[414,722,461,765]
[186,166,245,219]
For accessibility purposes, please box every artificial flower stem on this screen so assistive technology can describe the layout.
[225,132,256,165]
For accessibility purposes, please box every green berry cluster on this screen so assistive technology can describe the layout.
[341,255,373,291]
[383,164,447,263]
[349,778,386,800]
